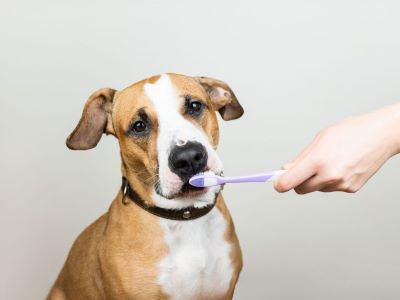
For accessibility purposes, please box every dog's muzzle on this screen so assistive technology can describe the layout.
[168,141,208,183]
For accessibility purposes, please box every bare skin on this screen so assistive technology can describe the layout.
[274,103,400,194]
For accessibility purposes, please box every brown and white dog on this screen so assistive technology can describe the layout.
[48,73,244,300]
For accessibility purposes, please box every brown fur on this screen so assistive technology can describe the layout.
[48,74,244,300]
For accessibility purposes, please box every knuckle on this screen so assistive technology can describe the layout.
[294,187,307,195]
[343,184,359,193]
[313,157,325,170]
[338,180,359,193]
[324,170,345,183]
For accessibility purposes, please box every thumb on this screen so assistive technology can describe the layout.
[274,157,317,193]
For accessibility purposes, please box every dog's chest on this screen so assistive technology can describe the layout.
[157,209,233,300]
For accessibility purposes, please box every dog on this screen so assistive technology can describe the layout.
[48,73,244,300]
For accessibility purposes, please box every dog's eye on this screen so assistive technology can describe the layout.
[189,101,202,113]
[132,121,146,133]
[126,109,151,137]
[185,97,204,117]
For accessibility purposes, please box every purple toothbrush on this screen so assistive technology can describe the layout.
[189,170,286,188]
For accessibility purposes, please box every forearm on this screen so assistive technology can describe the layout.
[379,103,400,156]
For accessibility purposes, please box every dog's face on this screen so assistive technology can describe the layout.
[66,74,243,208]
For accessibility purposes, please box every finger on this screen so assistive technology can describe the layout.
[282,161,295,170]
[320,186,339,193]
[320,182,361,193]
[274,156,318,193]
[293,174,328,194]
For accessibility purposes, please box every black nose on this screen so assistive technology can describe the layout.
[169,141,208,181]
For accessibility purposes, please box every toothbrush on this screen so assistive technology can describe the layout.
[189,170,287,188]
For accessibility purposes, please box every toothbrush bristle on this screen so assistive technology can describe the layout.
[188,176,205,187]
[202,176,219,187]
[189,173,220,187]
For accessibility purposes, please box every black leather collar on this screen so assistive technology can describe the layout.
[121,177,215,221]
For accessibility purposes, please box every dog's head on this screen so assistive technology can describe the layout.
[66,74,243,208]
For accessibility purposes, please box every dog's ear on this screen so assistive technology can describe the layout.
[195,76,244,121]
[66,88,117,150]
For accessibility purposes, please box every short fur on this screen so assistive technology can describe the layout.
[48,74,243,300]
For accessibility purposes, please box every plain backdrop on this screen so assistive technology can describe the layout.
[1,1,400,299]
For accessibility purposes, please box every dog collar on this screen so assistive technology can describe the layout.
[121,177,216,221]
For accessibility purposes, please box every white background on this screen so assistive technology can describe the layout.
[1,1,400,299]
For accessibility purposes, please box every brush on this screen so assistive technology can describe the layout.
[189,170,286,188]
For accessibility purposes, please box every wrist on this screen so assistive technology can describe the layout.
[382,103,400,155]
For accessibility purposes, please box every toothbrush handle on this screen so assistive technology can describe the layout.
[225,170,286,184]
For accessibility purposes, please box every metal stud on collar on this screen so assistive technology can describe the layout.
[121,177,130,205]
[182,210,191,219]
[122,183,128,196]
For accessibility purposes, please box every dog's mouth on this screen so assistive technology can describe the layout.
[154,179,208,199]
[178,182,208,197]
[155,168,222,200]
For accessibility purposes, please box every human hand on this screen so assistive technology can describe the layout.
[274,104,400,194]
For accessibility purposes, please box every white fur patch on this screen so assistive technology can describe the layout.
[144,74,223,209]
[144,75,233,298]
[157,209,233,300]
